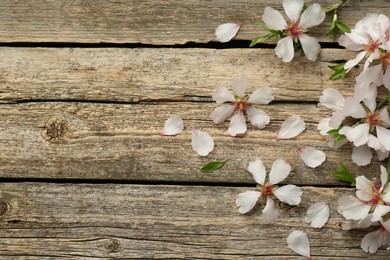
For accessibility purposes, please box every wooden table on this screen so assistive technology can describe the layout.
[0,0,389,258]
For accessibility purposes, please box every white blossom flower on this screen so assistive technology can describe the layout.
[215,23,242,43]
[236,158,302,224]
[191,129,214,156]
[298,147,326,168]
[305,202,329,228]
[211,74,274,136]
[262,0,325,62]
[277,115,305,140]
[161,114,184,136]
[287,230,311,259]
[338,166,390,222]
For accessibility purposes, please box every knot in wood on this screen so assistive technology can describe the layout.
[0,200,9,219]
[105,238,120,253]
[42,119,66,141]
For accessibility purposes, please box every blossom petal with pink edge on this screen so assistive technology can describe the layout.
[300,34,321,61]
[287,230,311,259]
[228,111,247,136]
[236,190,261,214]
[356,176,373,201]
[269,159,291,185]
[338,34,363,51]
[361,229,386,254]
[298,3,325,29]
[262,7,288,31]
[215,23,242,43]
[247,87,274,104]
[277,115,306,140]
[299,147,326,168]
[210,105,235,124]
[282,0,304,23]
[305,202,329,228]
[246,107,270,129]
[262,197,279,224]
[344,123,370,147]
[191,129,214,156]
[248,158,266,185]
[371,204,390,222]
[319,88,345,110]
[161,114,184,136]
[273,185,302,205]
[232,74,248,98]
[352,145,373,166]
[376,125,390,151]
[275,36,294,62]
[337,195,371,220]
[212,86,235,104]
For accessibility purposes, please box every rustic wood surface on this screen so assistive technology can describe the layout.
[1,0,389,258]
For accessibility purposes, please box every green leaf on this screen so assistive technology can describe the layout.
[329,66,346,80]
[201,161,226,173]
[334,134,346,145]
[327,129,339,135]
[250,34,273,47]
[332,162,355,186]
[336,21,351,33]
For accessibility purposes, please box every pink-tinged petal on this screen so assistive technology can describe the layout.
[282,0,304,23]
[232,74,248,98]
[273,184,302,205]
[191,129,214,156]
[342,214,374,230]
[298,3,325,29]
[379,108,390,126]
[299,147,326,168]
[356,175,373,201]
[371,204,390,222]
[228,111,247,136]
[319,88,345,110]
[376,125,390,151]
[328,110,345,129]
[352,145,373,166]
[382,41,390,51]
[362,85,377,113]
[215,23,242,43]
[262,197,279,224]
[338,34,363,51]
[345,50,367,71]
[305,202,329,228]
[344,123,370,147]
[337,195,371,220]
[210,105,235,124]
[345,30,369,45]
[318,118,332,136]
[342,97,366,118]
[247,87,274,104]
[275,37,294,62]
[361,229,385,254]
[212,86,235,104]
[269,159,291,185]
[236,190,261,214]
[248,158,266,185]
[262,7,288,30]
[246,107,270,129]
[383,67,390,90]
[161,114,184,136]
[287,230,311,259]
[277,115,305,140]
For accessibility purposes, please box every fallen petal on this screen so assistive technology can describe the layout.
[191,129,214,156]
[215,23,242,43]
[305,202,329,228]
[299,147,326,168]
[277,115,306,140]
[287,230,311,259]
[161,114,184,136]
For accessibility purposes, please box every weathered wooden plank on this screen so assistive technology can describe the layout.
[0,183,388,259]
[0,47,359,104]
[0,101,381,185]
[0,0,388,44]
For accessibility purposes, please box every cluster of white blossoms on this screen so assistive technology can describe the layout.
[319,13,390,166]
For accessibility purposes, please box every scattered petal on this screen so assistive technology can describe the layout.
[287,230,311,259]
[299,147,326,168]
[305,202,329,228]
[277,115,306,140]
[269,159,292,185]
[236,190,261,214]
[191,129,214,156]
[273,184,302,205]
[352,145,373,166]
[161,115,184,136]
[215,23,242,43]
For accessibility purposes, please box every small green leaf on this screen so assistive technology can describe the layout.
[336,21,351,33]
[250,34,273,47]
[201,161,226,173]
[329,67,346,80]
[334,134,346,145]
[327,129,339,135]
[332,162,355,186]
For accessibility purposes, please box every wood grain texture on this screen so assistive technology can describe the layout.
[0,101,382,185]
[0,47,360,104]
[0,0,388,44]
[0,182,388,259]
